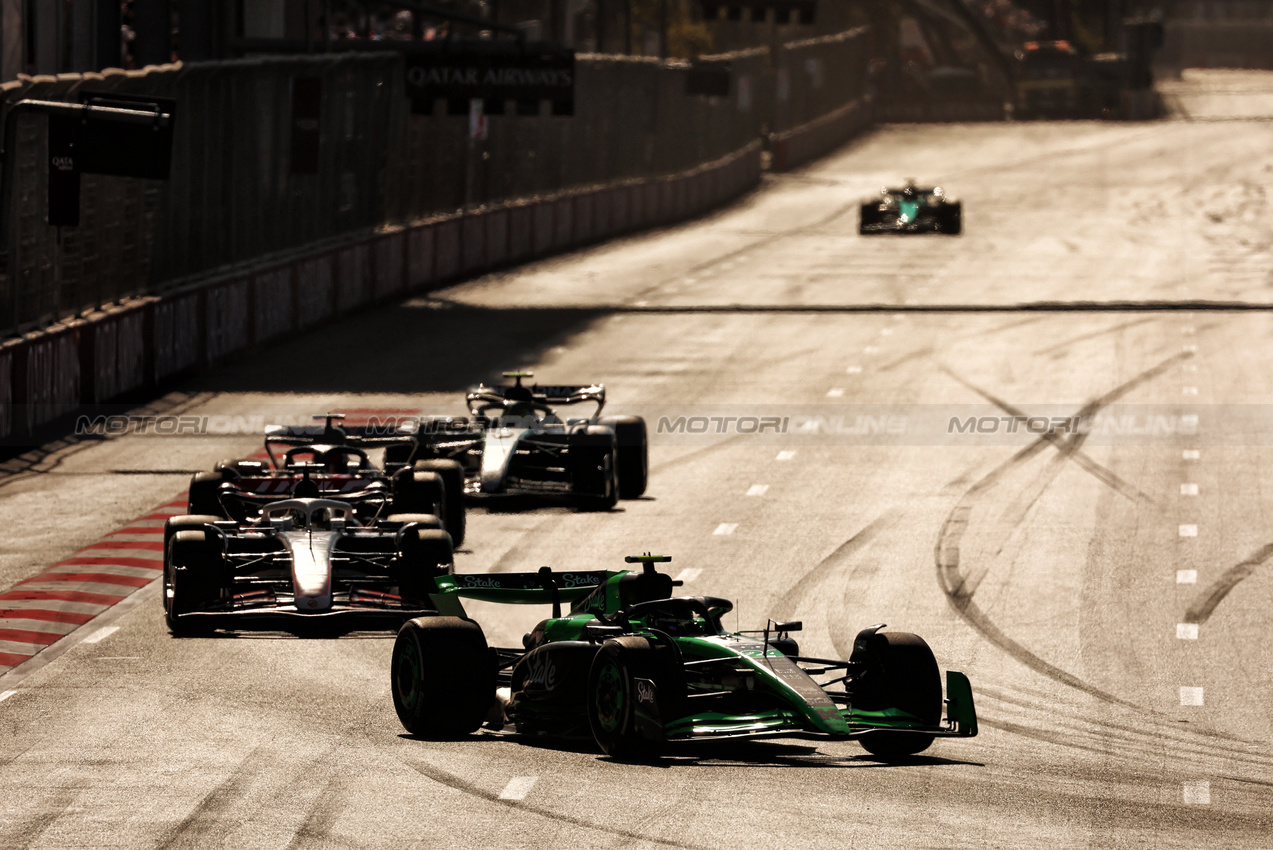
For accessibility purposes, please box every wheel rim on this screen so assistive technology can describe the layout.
[593,656,624,734]
[395,636,423,713]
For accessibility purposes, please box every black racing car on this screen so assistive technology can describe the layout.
[187,413,466,546]
[859,181,962,235]
[390,372,648,511]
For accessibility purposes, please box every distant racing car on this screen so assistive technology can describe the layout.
[187,413,466,546]
[859,181,962,235]
[162,497,453,635]
[390,372,648,511]
[390,555,978,760]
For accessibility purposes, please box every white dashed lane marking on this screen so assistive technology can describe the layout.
[498,777,538,801]
[745,485,769,497]
[1182,781,1211,805]
[775,450,797,461]
[1180,483,1198,496]
[1179,524,1198,538]
[1182,326,1196,335]
[674,568,701,584]
[1177,624,1199,640]
[0,690,15,703]
[880,328,893,336]
[863,346,880,354]
[1182,344,1198,353]
[1182,387,1198,395]
[82,626,119,645]
[713,523,739,536]
[826,388,845,398]
[845,366,862,374]
[1177,570,1197,584]
[1180,687,1205,706]
[1182,449,1200,460]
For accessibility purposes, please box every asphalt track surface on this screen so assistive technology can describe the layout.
[2,70,1272,848]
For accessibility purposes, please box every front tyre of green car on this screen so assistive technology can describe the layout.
[852,631,941,759]
[392,616,494,738]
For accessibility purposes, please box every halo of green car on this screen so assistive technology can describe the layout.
[391,555,977,760]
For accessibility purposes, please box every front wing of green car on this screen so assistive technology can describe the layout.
[647,670,976,743]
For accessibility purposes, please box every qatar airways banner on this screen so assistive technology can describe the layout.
[405,48,575,115]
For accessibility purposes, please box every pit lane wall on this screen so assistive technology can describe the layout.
[0,29,872,446]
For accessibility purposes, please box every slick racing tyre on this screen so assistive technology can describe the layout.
[587,637,683,761]
[391,469,445,519]
[939,203,962,235]
[852,631,942,758]
[413,459,467,547]
[569,426,618,511]
[187,471,227,517]
[859,202,880,234]
[396,527,454,604]
[164,529,225,636]
[600,416,648,499]
[163,515,222,551]
[384,513,445,532]
[392,616,495,738]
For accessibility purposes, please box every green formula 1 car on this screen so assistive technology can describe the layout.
[391,556,977,760]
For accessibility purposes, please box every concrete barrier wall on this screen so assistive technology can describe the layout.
[0,140,764,444]
[772,97,873,172]
[1160,21,1273,70]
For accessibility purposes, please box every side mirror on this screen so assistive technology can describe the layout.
[772,620,803,633]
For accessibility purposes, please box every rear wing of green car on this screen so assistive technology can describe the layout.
[430,568,620,617]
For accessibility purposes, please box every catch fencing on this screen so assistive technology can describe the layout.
[0,28,872,444]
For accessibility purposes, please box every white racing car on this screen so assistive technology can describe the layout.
[391,372,648,510]
[162,497,452,635]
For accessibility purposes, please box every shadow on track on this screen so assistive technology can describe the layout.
[183,302,611,395]
[400,731,982,770]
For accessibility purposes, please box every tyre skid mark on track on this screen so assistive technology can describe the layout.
[934,353,1193,710]
[1032,316,1160,356]
[154,746,273,850]
[942,365,1166,505]
[403,758,704,850]
[0,787,83,848]
[284,776,359,850]
[1182,542,1273,625]
[770,513,893,623]
[975,685,1273,772]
